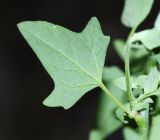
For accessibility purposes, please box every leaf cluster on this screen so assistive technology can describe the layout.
[18,0,160,140]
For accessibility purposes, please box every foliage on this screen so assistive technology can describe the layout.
[18,17,110,109]
[18,0,160,140]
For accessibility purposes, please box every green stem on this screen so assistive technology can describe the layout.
[124,26,149,140]
[136,87,160,103]
[100,82,149,139]
[99,82,134,118]
[127,27,138,42]
[125,44,134,101]
[135,106,149,140]
[125,26,137,102]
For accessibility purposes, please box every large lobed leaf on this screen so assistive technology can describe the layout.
[18,17,110,109]
[121,0,154,28]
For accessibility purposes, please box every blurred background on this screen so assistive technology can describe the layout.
[0,0,160,140]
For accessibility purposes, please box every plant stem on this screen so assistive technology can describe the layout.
[99,82,134,118]
[125,44,134,101]
[136,87,160,102]
[125,26,138,102]
[125,26,149,140]
[135,106,149,140]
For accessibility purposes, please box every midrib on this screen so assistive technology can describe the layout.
[25,28,101,85]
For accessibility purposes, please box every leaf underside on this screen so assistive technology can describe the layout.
[121,0,154,28]
[18,17,110,109]
[130,11,160,50]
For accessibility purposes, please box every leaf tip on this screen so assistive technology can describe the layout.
[43,97,70,110]
[17,21,33,36]
[90,16,98,22]
[17,21,27,30]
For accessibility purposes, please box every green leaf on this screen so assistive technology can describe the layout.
[121,0,154,28]
[145,56,157,73]
[130,11,160,50]
[18,17,110,109]
[143,67,159,94]
[114,77,127,91]
[113,39,126,60]
[153,87,160,97]
[133,88,143,97]
[89,66,127,140]
[131,28,160,50]
[155,12,160,30]
[102,66,124,82]
[149,115,160,140]
[130,56,149,75]
[149,88,160,114]
[152,97,160,114]
[135,75,148,88]
[154,54,160,65]
[124,128,141,140]
[113,75,148,91]
[144,98,154,104]
[133,101,148,111]
[113,39,149,61]
[130,44,149,60]
[89,130,101,140]
[114,77,135,91]
[115,103,130,123]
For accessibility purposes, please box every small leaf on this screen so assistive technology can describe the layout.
[89,130,101,140]
[115,103,130,123]
[133,102,148,112]
[130,11,160,50]
[114,77,128,91]
[115,107,126,123]
[149,88,160,114]
[130,56,148,74]
[154,53,160,65]
[143,67,159,94]
[152,87,160,97]
[113,39,126,60]
[113,39,149,61]
[133,88,143,97]
[135,75,148,88]
[131,28,160,50]
[152,97,160,114]
[102,66,124,82]
[114,76,143,91]
[18,17,110,109]
[142,88,160,114]
[121,0,154,28]
[144,98,154,104]
[149,115,160,140]
[124,128,141,140]
[115,105,129,124]
[155,12,160,30]
[130,44,149,60]
[146,57,157,72]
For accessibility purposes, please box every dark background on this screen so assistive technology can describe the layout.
[0,0,159,140]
